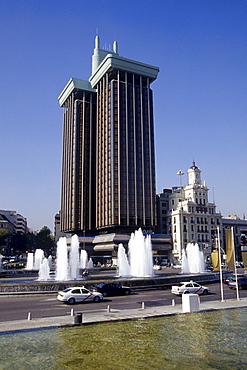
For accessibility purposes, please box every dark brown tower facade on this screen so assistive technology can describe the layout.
[58,37,159,235]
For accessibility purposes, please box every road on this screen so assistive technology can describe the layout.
[0,283,246,322]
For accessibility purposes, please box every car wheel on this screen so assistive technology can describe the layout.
[183,291,190,294]
[68,297,75,305]
[103,292,107,297]
[203,289,208,295]
[125,290,130,295]
[93,296,100,302]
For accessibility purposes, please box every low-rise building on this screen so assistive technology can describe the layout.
[0,210,27,234]
[0,213,15,252]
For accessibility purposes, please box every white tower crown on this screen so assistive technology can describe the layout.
[187,161,202,186]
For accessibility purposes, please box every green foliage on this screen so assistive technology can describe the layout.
[11,233,36,253]
[10,226,55,256]
[35,226,55,255]
[0,229,11,255]
[0,228,10,241]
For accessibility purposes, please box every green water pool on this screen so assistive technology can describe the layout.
[1,308,247,369]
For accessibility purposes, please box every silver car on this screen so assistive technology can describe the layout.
[57,286,103,304]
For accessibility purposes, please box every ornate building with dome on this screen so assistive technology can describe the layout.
[157,162,223,263]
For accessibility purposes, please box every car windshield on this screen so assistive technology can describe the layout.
[97,284,105,288]
[63,288,71,292]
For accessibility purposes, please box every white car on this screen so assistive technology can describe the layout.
[171,281,210,295]
[57,287,103,304]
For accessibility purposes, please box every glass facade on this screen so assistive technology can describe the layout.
[60,47,158,235]
[96,70,156,232]
[60,90,96,233]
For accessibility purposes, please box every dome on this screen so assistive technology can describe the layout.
[190,160,198,170]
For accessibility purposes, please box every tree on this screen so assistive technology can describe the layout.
[35,226,55,256]
[0,228,9,244]
[11,232,37,254]
[0,228,10,255]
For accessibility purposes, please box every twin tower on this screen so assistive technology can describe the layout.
[58,36,159,235]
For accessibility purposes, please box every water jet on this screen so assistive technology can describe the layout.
[181,242,205,274]
[117,228,154,277]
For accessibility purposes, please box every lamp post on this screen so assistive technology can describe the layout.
[177,170,184,189]
[177,170,184,261]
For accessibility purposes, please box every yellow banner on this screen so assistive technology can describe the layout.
[226,228,235,269]
[211,251,220,271]
[242,251,247,268]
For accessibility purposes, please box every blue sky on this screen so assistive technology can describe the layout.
[1,0,246,232]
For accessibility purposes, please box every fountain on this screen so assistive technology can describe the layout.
[47,255,53,269]
[181,242,205,274]
[117,228,154,277]
[26,252,34,270]
[69,234,80,280]
[87,258,94,269]
[55,235,83,281]
[34,249,44,270]
[80,249,88,269]
[38,258,50,281]
[117,243,131,277]
[55,237,69,281]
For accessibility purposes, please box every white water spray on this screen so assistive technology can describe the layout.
[80,249,88,269]
[38,258,50,281]
[34,249,44,270]
[117,243,130,277]
[55,237,69,280]
[48,255,53,269]
[117,228,154,277]
[181,242,205,273]
[69,234,80,280]
[26,252,34,270]
[87,258,94,269]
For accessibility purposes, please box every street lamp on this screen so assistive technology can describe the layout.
[177,170,184,261]
[177,170,184,188]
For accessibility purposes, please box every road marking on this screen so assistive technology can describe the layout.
[136,297,169,302]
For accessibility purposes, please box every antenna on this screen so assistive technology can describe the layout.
[96,27,99,35]
[212,187,215,203]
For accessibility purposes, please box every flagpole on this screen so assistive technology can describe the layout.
[218,226,224,302]
[232,227,240,300]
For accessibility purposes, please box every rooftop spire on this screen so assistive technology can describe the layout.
[190,160,198,170]
[95,35,100,49]
[113,40,118,53]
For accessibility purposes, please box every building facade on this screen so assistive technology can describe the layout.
[156,189,172,234]
[54,212,67,242]
[0,210,27,234]
[157,162,223,263]
[58,36,159,236]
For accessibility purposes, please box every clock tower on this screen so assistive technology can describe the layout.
[188,160,202,186]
